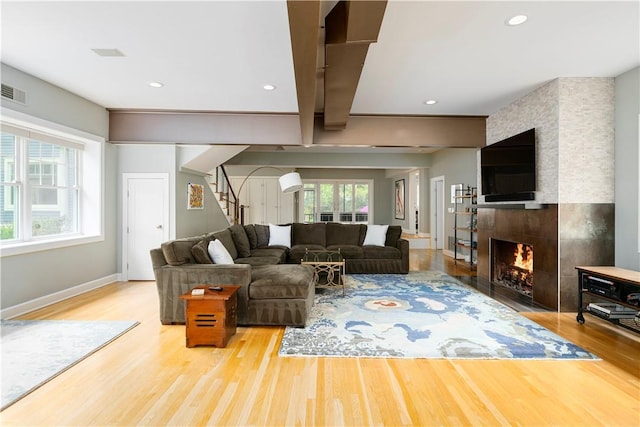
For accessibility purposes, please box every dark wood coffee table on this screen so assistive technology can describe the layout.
[179,285,241,348]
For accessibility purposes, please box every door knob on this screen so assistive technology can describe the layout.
[156,225,163,229]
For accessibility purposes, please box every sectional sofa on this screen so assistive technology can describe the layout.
[150,222,409,326]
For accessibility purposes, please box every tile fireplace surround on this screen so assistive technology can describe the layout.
[477,204,614,311]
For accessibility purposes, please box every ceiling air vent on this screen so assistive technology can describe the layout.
[1,83,27,105]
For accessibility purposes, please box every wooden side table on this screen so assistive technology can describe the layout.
[179,285,241,348]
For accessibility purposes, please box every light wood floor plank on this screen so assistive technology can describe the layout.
[1,250,639,426]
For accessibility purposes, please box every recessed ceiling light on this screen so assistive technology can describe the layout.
[148,81,164,88]
[424,100,437,105]
[263,84,276,91]
[506,15,528,26]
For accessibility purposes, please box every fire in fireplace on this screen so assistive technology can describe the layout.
[491,239,534,297]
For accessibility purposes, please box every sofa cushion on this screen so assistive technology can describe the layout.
[208,239,235,264]
[362,245,402,260]
[385,225,403,247]
[229,224,251,257]
[249,265,314,299]
[363,224,389,247]
[326,245,364,259]
[268,224,291,248]
[212,228,238,259]
[250,247,288,263]
[235,256,282,266]
[254,224,270,248]
[191,239,213,264]
[160,235,203,266]
[326,223,364,246]
[243,225,258,249]
[289,244,327,263]
[292,223,326,247]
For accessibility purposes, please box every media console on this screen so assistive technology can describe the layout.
[576,266,640,334]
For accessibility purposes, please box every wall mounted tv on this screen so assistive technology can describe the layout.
[481,128,536,202]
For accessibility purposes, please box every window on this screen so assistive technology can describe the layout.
[300,180,372,224]
[0,117,103,255]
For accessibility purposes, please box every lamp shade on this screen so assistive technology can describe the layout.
[279,172,303,193]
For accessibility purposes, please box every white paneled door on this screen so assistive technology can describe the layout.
[123,173,169,280]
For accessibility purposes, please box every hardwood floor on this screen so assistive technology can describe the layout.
[1,250,639,426]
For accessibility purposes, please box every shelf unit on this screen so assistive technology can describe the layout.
[453,185,477,270]
[576,266,640,334]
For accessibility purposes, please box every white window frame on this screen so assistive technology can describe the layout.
[0,109,104,256]
[298,179,373,224]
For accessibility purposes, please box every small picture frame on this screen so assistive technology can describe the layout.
[187,183,204,209]
[395,179,405,220]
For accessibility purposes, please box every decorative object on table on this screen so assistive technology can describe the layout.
[279,272,598,360]
[187,182,204,209]
[394,179,405,220]
[1,319,139,410]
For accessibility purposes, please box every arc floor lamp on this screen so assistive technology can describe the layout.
[234,167,303,224]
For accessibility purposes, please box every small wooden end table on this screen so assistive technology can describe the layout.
[179,285,241,348]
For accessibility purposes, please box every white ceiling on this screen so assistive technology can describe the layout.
[1,1,638,126]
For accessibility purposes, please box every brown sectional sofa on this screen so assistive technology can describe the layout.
[150,222,409,327]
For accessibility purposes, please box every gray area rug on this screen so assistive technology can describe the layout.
[280,271,599,360]
[1,319,139,410]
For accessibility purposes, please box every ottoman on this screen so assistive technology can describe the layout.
[244,264,315,326]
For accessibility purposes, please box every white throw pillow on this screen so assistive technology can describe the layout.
[268,223,292,248]
[363,224,389,247]
[207,239,235,264]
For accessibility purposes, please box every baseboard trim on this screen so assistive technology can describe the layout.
[443,249,456,259]
[1,273,121,319]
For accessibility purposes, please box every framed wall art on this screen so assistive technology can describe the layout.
[395,179,405,220]
[187,182,204,210]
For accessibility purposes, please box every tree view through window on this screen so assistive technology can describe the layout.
[301,181,371,224]
[1,130,80,241]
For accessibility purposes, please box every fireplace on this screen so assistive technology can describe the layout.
[477,204,614,312]
[491,239,534,297]
[477,205,558,310]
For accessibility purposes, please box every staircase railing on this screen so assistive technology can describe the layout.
[212,165,238,223]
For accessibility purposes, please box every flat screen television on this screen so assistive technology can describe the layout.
[481,128,536,202]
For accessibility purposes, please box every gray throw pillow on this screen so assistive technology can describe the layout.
[243,224,258,249]
[230,224,251,258]
[190,239,213,264]
[254,224,270,248]
[212,228,239,259]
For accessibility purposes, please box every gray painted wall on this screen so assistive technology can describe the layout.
[429,148,479,248]
[176,170,229,238]
[615,67,640,270]
[0,64,114,310]
[116,144,230,271]
[1,63,108,137]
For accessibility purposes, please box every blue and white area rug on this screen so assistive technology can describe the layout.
[1,319,139,410]
[279,272,598,360]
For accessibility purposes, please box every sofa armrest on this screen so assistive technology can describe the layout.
[397,238,410,272]
[154,263,252,324]
[150,248,167,269]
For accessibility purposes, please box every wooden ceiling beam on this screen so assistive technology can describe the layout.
[323,0,387,130]
[286,0,322,147]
